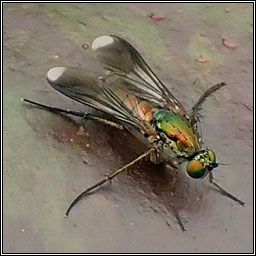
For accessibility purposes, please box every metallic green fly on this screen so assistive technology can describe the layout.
[23,35,245,231]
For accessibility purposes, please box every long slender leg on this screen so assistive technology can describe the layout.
[171,205,186,232]
[22,98,123,129]
[208,172,245,206]
[64,148,155,217]
[190,82,226,125]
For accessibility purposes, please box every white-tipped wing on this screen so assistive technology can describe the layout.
[46,36,188,132]
[91,35,185,115]
[47,66,153,129]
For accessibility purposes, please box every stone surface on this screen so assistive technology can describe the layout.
[3,3,253,253]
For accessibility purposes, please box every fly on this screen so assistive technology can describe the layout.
[22,35,245,231]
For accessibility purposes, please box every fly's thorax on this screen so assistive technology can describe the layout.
[153,109,200,157]
[149,138,180,164]
[148,134,190,165]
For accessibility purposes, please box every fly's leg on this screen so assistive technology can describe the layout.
[208,172,245,206]
[190,82,226,125]
[64,148,155,217]
[87,116,123,129]
[22,98,123,129]
[171,205,186,232]
[166,164,185,231]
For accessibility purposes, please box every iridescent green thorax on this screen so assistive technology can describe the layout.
[153,109,200,156]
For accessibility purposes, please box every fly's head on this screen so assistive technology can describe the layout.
[186,149,218,179]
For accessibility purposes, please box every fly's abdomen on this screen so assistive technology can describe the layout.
[119,92,159,123]
[154,109,200,155]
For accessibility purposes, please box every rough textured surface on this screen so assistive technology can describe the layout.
[3,3,253,253]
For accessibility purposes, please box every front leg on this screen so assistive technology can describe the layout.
[208,172,245,206]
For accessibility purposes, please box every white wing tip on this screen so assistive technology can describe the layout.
[91,36,114,50]
[47,67,66,82]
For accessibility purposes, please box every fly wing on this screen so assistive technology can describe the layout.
[91,35,186,115]
[46,66,155,130]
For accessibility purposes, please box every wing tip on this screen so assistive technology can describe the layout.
[91,35,114,50]
[47,67,66,82]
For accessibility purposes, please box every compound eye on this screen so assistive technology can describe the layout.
[186,160,206,179]
[208,149,216,164]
